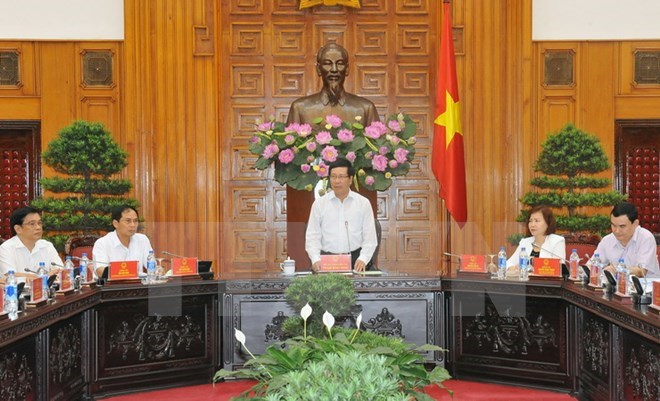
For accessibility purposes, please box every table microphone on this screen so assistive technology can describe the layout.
[443,252,461,259]
[71,256,109,266]
[162,251,187,258]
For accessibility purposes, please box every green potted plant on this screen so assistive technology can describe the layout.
[214,273,451,400]
[512,123,625,243]
[281,273,356,337]
[31,120,139,251]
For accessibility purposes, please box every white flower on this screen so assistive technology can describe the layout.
[356,313,362,329]
[322,311,335,331]
[235,328,246,346]
[300,303,312,321]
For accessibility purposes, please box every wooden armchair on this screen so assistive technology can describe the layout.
[65,234,100,267]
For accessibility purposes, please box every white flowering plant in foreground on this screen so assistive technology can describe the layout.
[248,113,417,191]
[214,304,451,401]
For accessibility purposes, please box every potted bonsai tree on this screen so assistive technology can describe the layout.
[513,123,626,243]
[31,120,139,252]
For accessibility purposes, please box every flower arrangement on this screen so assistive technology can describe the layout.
[248,113,417,191]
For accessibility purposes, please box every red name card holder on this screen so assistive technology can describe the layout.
[530,258,562,280]
[319,254,352,273]
[105,260,141,285]
[170,257,199,280]
[458,254,488,277]
[649,281,660,315]
[56,270,75,297]
[26,277,48,308]
[612,271,632,304]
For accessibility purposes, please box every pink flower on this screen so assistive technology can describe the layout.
[307,155,315,163]
[394,148,409,164]
[337,129,354,143]
[301,164,311,173]
[306,142,317,152]
[365,151,373,159]
[409,136,417,144]
[315,130,332,145]
[321,146,338,162]
[372,154,388,172]
[262,143,279,159]
[257,121,274,131]
[388,160,398,169]
[325,114,342,128]
[285,123,300,132]
[284,134,295,145]
[278,148,295,164]
[379,146,388,155]
[317,162,329,177]
[387,120,402,132]
[298,124,313,137]
[346,151,356,162]
[364,121,387,139]
[250,136,259,144]
[389,135,400,145]
[365,176,375,185]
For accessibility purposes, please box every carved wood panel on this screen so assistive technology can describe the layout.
[221,0,440,274]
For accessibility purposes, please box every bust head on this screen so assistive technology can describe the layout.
[316,43,349,105]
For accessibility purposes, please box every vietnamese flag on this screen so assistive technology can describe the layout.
[432,0,467,226]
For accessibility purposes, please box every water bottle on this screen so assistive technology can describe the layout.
[146,250,156,284]
[38,261,49,299]
[569,249,580,280]
[615,258,628,294]
[4,268,18,319]
[497,246,507,279]
[590,253,602,286]
[519,247,529,281]
[79,253,89,282]
[64,255,75,282]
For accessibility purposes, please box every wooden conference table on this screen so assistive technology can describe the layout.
[0,272,657,401]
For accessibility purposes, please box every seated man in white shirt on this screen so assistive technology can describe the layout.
[92,205,153,276]
[598,202,659,279]
[305,158,378,273]
[0,206,63,282]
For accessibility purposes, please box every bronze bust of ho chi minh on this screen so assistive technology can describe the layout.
[286,43,380,126]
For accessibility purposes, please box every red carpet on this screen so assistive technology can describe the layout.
[101,380,576,400]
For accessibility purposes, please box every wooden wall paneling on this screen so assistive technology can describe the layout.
[123,0,220,269]
[75,43,121,137]
[0,42,37,97]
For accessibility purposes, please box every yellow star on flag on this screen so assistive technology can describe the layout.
[434,90,462,148]
[299,0,361,9]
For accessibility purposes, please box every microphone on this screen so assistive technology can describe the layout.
[443,252,461,259]
[70,256,109,266]
[51,262,64,268]
[531,243,567,264]
[162,251,186,258]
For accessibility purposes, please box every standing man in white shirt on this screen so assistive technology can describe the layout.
[0,207,63,280]
[306,158,378,272]
[598,202,659,279]
[93,205,153,275]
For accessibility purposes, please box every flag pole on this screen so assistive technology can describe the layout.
[442,0,451,276]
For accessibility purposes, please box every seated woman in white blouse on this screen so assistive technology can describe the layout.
[507,205,566,273]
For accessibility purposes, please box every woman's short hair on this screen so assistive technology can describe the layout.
[526,205,557,235]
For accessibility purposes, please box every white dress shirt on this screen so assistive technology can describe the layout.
[507,234,566,267]
[595,226,659,279]
[305,190,378,266]
[0,236,64,275]
[92,231,153,272]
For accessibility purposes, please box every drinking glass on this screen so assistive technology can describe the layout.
[487,254,497,278]
[155,258,166,280]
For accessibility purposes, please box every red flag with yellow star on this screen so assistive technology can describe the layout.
[432,1,467,225]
